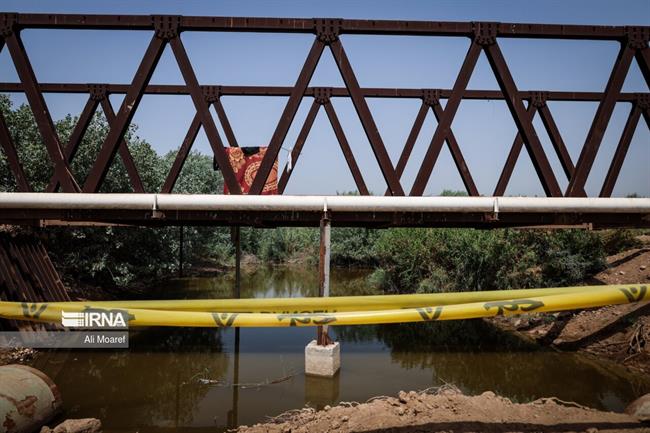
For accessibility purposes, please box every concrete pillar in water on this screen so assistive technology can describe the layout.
[305,339,340,377]
[305,208,340,377]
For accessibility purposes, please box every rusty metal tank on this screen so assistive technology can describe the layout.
[0,364,62,433]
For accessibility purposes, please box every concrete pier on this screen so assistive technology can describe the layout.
[305,209,340,377]
[305,340,340,377]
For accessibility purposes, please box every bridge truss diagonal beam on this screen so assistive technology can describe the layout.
[322,98,369,196]
[483,41,562,197]
[410,41,481,196]
[387,96,478,197]
[538,103,575,180]
[566,44,636,197]
[248,38,325,195]
[46,95,99,192]
[494,96,580,197]
[83,34,166,192]
[3,29,79,192]
[0,13,648,203]
[494,105,537,196]
[169,35,241,194]
[600,96,650,198]
[99,98,146,193]
[278,100,320,194]
[429,102,479,196]
[161,112,202,194]
[329,38,404,196]
[0,109,31,192]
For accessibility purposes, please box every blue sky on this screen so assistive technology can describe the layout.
[0,0,648,196]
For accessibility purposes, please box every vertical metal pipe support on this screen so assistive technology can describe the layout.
[317,203,331,346]
[178,226,184,278]
[233,226,241,299]
[229,225,241,428]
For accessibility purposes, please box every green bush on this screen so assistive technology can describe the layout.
[601,229,642,255]
[535,230,607,287]
[330,227,380,267]
[370,228,607,294]
[254,227,318,263]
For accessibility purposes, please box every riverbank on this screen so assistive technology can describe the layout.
[0,347,34,366]
[490,241,650,374]
[236,386,650,433]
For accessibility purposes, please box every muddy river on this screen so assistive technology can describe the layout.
[31,267,650,432]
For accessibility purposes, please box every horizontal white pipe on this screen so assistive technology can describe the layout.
[0,193,156,209]
[0,193,648,214]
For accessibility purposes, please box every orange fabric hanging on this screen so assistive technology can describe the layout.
[223,147,278,195]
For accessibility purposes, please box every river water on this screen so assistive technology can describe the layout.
[32,267,650,432]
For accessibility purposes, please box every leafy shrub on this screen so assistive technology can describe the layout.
[330,227,380,267]
[601,229,642,255]
[371,228,607,293]
[535,230,607,286]
[254,227,318,263]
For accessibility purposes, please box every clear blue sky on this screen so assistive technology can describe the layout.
[1,0,648,196]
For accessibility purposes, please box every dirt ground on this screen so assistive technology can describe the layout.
[492,239,650,373]
[0,347,35,366]
[238,237,650,433]
[236,387,650,433]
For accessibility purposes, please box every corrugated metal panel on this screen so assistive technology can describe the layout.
[0,234,70,331]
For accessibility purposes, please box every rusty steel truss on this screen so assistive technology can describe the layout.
[0,13,649,203]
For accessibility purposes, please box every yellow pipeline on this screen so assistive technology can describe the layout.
[0,284,646,328]
[42,284,606,313]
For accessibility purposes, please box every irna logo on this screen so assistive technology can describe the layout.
[61,310,128,329]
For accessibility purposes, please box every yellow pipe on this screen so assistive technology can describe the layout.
[1,284,646,328]
[41,284,609,313]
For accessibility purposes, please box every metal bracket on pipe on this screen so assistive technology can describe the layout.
[151,194,165,219]
[486,197,500,222]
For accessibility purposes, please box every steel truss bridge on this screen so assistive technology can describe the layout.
[0,13,649,228]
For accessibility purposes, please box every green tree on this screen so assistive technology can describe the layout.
[0,95,230,287]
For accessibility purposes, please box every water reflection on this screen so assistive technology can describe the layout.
[36,328,228,429]
[159,266,378,300]
[336,320,650,412]
[31,267,650,431]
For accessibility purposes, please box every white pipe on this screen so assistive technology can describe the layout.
[0,193,648,214]
[0,193,156,209]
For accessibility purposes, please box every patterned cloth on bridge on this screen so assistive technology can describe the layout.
[215,147,279,195]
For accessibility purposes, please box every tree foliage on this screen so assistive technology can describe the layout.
[0,96,622,292]
[0,95,229,287]
[370,228,607,293]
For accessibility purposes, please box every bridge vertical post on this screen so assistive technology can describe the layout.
[233,226,241,299]
[227,225,241,428]
[317,210,331,345]
[178,226,184,278]
[306,207,340,377]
